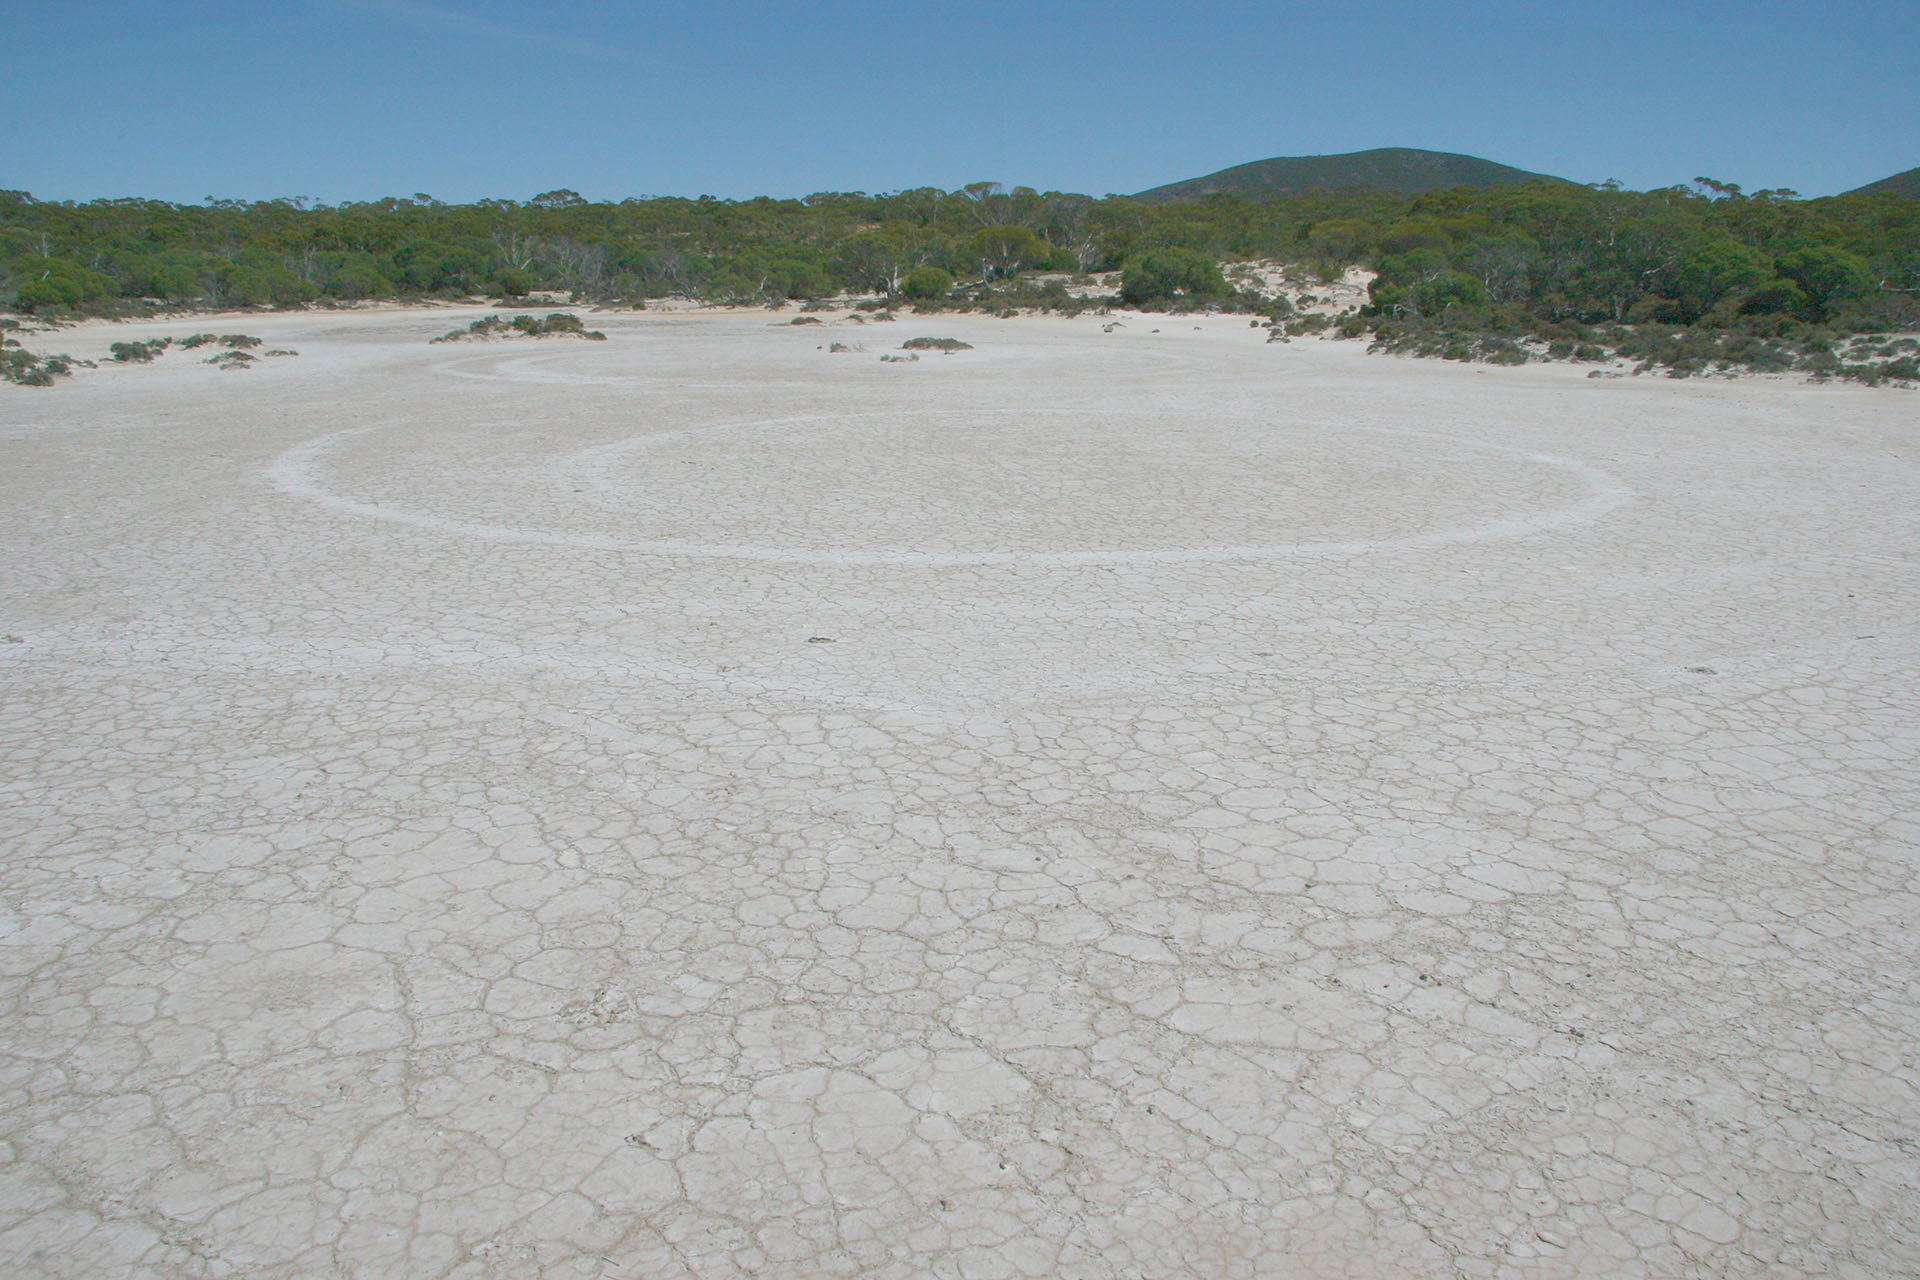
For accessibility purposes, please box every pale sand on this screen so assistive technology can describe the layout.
[2,307,1917,1278]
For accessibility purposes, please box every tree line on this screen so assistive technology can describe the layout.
[3,179,1914,345]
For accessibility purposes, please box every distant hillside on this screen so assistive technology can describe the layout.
[1844,166,1920,199]
[1136,147,1570,200]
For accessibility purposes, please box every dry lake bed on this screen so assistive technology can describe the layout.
[2,306,1917,1278]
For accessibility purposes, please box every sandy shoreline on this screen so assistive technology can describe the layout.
[2,308,1916,1277]
[12,290,1908,392]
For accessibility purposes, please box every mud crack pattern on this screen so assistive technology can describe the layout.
[2,308,1917,1278]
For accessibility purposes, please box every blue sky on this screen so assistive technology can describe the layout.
[2,0,1912,203]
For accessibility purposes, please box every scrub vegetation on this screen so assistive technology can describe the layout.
[431,312,607,343]
[2,178,1914,383]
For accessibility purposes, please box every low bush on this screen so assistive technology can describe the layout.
[1337,308,1914,385]
[2,349,76,386]
[901,337,971,352]
[901,266,953,300]
[108,338,171,363]
[1120,248,1230,307]
[432,317,501,342]
[432,313,604,343]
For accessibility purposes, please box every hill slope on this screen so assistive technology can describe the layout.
[1136,147,1569,200]
[1844,166,1920,199]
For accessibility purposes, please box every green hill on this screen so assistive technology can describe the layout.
[1136,147,1570,200]
[1844,166,1920,199]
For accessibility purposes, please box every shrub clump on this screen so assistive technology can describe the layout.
[433,312,605,342]
[109,338,171,363]
[901,336,971,352]
[1345,310,1916,387]
[1367,323,1531,365]
[1120,249,1233,308]
[181,332,264,350]
[2,349,77,386]
[1269,313,1332,340]
[901,266,953,300]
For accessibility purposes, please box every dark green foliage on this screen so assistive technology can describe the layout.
[1545,340,1608,361]
[1842,166,1920,200]
[1137,147,1569,201]
[1120,249,1229,306]
[217,260,318,306]
[435,315,507,341]
[494,268,538,298]
[1368,322,1530,365]
[2,348,75,385]
[529,312,602,338]
[1411,270,1491,320]
[901,266,952,299]
[1354,310,1913,385]
[431,312,604,343]
[1738,278,1810,318]
[901,337,971,351]
[1609,325,1801,375]
[0,182,1910,387]
[176,332,262,349]
[1304,217,1373,263]
[3,182,1910,328]
[1673,239,1776,322]
[1775,246,1875,320]
[968,226,1051,280]
[971,274,1101,316]
[10,255,116,311]
[109,337,170,362]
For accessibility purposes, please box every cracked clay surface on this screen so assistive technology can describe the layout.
[1,308,1917,1277]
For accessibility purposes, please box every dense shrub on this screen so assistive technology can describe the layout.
[1,182,1909,386]
[108,338,170,363]
[1120,249,1230,307]
[431,313,604,343]
[2,349,75,385]
[901,266,953,300]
